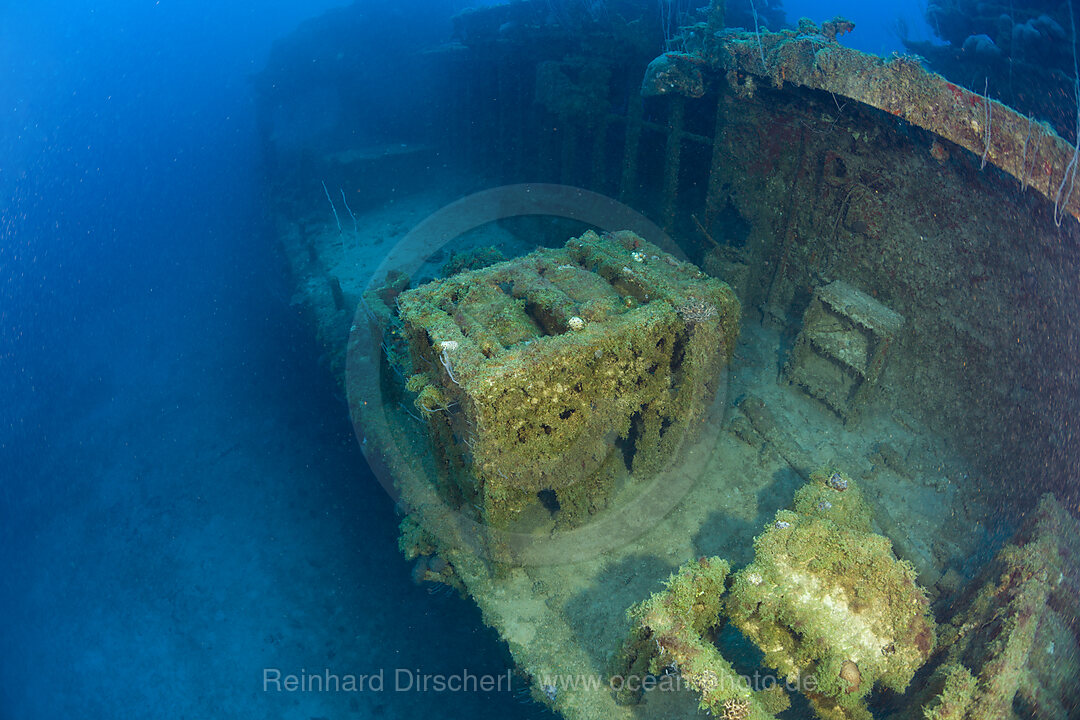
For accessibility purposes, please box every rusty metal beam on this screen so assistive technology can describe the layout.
[643,24,1080,224]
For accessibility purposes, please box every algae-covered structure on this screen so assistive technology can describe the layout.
[612,470,936,720]
[727,471,935,720]
[784,282,904,425]
[255,1,1080,718]
[910,493,1080,720]
[612,557,790,719]
[397,230,739,537]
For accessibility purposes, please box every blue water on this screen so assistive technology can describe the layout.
[0,2,529,718]
[0,0,1058,718]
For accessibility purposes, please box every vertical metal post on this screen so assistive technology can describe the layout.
[561,120,577,185]
[496,62,507,180]
[619,93,644,202]
[463,62,475,174]
[591,118,608,192]
[763,126,810,327]
[541,116,558,182]
[705,94,727,229]
[511,62,524,180]
[662,97,685,232]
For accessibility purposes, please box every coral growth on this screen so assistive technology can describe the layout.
[911,494,1080,720]
[611,557,782,718]
[396,230,740,539]
[726,469,935,720]
[611,470,935,720]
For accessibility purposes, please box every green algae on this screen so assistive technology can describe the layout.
[612,557,785,719]
[395,230,740,542]
[611,469,935,720]
[728,469,935,720]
